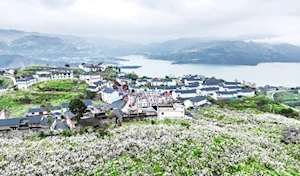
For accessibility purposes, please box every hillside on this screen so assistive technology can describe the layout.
[0,108,299,175]
[146,40,300,65]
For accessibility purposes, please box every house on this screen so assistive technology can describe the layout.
[64,111,77,129]
[211,91,238,101]
[184,82,200,90]
[0,85,8,93]
[27,108,47,117]
[202,80,223,88]
[78,63,101,72]
[83,99,93,107]
[33,70,51,82]
[223,81,242,87]
[80,72,101,83]
[101,87,121,104]
[116,77,132,85]
[222,86,242,92]
[151,79,176,86]
[184,77,203,85]
[238,89,256,97]
[200,87,220,96]
[51,70,74,80]
[50,106,61,114]
[184,96,207,109]
[128,84,141,93]
[61,103,70,112]
[0,116,48,131]
[173,89,198,99]
[16,77,37,89]
[87,85,99,92]
[157,103,185,119]
[136,79,149,86]
[93,81,106,89]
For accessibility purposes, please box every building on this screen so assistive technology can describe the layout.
[223,81,242,87]
[184,96,207,109]
[0,85,8,93]
[151,79,176,86]
[51,69,74,80]
[0,116,48,131]
[16,77,37,89]
[61,103,70,112]
[33,70,51,82]
[116,77,132,85]
[79,63,104,72]
[222,86,242,92]
[183,77,203,85]
[238,89,256,97]
[200,87,220,96]
[87,85,99,92]
[80,73,101,83]
[100,87,122,104]
[136,79,149,86]
[64,111,77,130]
[202,80,223,88]
[211,91,238,101]
[128,84,141,93]
[173,89,198,99]
[184,82,200,90]
[27,108,48,117]
[50,106,61,114]
[157,103,185,119]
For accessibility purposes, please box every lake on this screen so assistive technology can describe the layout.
[118,55,300,87]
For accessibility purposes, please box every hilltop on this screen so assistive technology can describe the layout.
[2,29,300,67]
[0,108,299,175]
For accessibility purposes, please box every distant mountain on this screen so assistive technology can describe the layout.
[144,39,300,65]
[1,29,300,67]
[0,29,140,68]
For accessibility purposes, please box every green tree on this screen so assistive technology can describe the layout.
[126,72,138,80]
[85,90,96,99]
[69,98,87,122]
[41,102,52,113]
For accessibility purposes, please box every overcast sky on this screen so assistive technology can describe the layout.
[1,0,300,44]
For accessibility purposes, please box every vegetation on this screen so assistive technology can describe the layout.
[99,67,117,80]
[0,77,13,87]
[69,98,87,121]
[1,109,300,175]
[0,79,89,117]
[217,95,299,119]
[126,72,139,80]
[273,91,300,109]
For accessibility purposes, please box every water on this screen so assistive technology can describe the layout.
[118,55,300,87]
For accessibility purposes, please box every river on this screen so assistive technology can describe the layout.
[118,55,300,87]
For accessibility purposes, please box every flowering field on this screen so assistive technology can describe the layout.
[0,108,300,175]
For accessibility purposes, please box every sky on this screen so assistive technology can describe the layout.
[1,0,300,44]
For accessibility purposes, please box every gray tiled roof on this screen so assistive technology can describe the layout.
[189,96,207,102]
[102,87,115,94]
[83,99,93,106]
[28,108,45,113]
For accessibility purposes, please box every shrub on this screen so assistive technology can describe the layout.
[38,131,46,138]
[62,130,73,137]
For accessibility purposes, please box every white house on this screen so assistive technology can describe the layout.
[222,86,242,92]
[202,80,223,88]
[79,63,101,72]
[183,77,203,85]
[200,87,220,96]
[184,96,207,109]
[128,84,141,93]
[50,106,62,114]
[16,77,37,89]
[80,73,101,83]
[27,108,48,117]
[151,79,176,86]
[173,89,198,99]
[184,82,200,90]
[136,79,149,86]
[87,85,99,92]
[34,70,51,82]
[51,70,74,80]
[116,77,132,85]
[157,103,185,119]
[211,91,238,101]
[238,89,256,97]
[223,81,242,87]
[101,87,121,104]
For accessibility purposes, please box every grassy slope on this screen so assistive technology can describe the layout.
[0,109,299,175]
[274,91,300,109]
[0,79,89,117]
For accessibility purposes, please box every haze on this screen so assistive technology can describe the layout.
[1,0,300,44]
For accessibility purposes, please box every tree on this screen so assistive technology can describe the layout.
[69,99,87,122]
[41,102,52,113]
[126,72,138,80]
[65,64,70,68]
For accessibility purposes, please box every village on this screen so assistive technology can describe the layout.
[0,62,256,134]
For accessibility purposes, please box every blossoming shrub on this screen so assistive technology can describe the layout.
[0,109,300,175]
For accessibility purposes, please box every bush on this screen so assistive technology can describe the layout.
[62,130,73,137]
[84,126,94,133]
[38,131,46,138]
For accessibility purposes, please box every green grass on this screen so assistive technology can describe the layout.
[99,67,117,80]
[216,95,299,118]
[0,79,90,117]
[274,91,300,109]
[0,77,13,87]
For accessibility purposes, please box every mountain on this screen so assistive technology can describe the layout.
[0,29,140,68]
[145,39,300,65]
